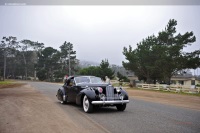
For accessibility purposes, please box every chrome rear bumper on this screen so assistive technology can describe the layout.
[91,100,129,105]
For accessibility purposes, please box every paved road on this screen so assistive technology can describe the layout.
[28,82,200,133]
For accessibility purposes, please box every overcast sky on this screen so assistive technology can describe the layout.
[0,6,200,69]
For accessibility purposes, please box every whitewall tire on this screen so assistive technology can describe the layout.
[83,95,93,113]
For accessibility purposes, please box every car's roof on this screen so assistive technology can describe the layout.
[70,75,99,78]
[75,76,97,78]
[76,83,109,87]
[66,75,108,86]
[66,75,100,80]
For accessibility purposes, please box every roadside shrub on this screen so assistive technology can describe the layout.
[37,69,47,81]
[129,83,134,88]
[123,78,130,82]
[55,78,62,82]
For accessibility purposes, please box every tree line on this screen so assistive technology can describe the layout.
[1,19,198,84]
[123,19,200,84]
[0,38,116,82]
[79,59,115,80]
[0,38,78,81]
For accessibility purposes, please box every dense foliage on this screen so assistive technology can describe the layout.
[79,59,115,80]
[123,19,200,84]
[117,72,130,82]
[0,37,79,81]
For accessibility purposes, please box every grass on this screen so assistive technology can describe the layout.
[0,80,25,89]
[0,80,14,85]
[112,82,130,87]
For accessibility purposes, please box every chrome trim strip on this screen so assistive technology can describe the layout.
[91,100,129,105]
[63,95,66,101]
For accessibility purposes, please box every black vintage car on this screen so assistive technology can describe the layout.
[56,76,129,113]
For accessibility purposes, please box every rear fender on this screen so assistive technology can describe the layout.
[57,86,66,101]
[60,86,66,95]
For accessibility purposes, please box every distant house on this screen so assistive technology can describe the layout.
[127,75,140,86]
[127,74,200,87]
[171,75,200,86]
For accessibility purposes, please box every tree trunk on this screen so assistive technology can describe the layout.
[22,53,27,80]
[168,76,171,85]
[146,77,151,84]
[3,52,6,81]
[34,69,36,81]
[167,76,171,91]
[50,67,53,82]
[153,78,156,84]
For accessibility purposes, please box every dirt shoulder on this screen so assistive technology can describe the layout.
[126,89,200,111]
[0,83,25,89]
[0,84,83,133]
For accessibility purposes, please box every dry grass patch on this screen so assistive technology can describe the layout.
[0,81,25,89]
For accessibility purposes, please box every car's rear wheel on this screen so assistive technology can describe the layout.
[57,90,67,104]
[116,104,126,111]
[60,101,67,104]
[83,95,93,113]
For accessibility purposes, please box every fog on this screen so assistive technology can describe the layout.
[0,6,200,68]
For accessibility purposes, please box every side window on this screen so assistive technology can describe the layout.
[178,80,184,85]
[66,79,71,86]
[191,80,195,85]
[69,79,75,86]
[64,79,68,86]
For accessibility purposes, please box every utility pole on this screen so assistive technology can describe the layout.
[68,49,71,76]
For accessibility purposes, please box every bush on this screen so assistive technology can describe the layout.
[123,78,130,82]
[54,78,62,82]
[129,83,134,88]
[37,69,47,81]
[117,72,130,82]
[27,77,32,80]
